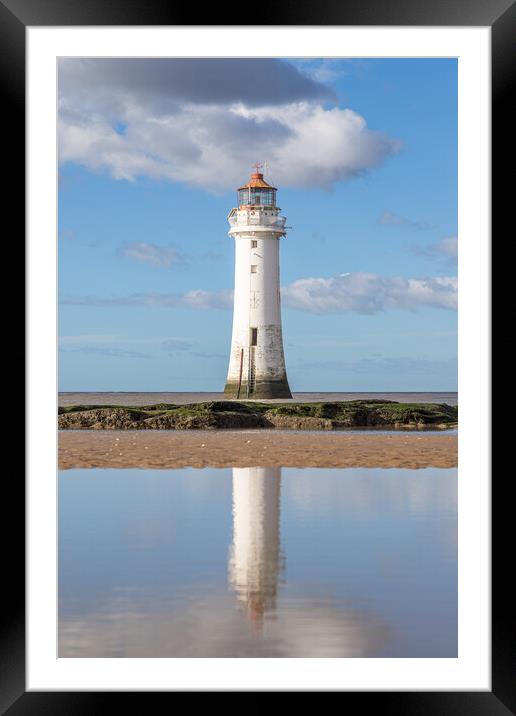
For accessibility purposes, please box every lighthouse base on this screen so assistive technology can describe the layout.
[224,377,292,400]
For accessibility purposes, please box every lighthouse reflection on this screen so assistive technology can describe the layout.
[229,467,283,630]
[58,466,457,657]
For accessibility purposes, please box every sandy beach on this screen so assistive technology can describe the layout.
[59,429,457,469]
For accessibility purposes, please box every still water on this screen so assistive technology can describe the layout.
[59,466,457,657]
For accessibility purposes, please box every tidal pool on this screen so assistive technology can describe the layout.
[58,466,457,657]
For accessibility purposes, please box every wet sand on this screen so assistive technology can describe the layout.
[59,430,457,469]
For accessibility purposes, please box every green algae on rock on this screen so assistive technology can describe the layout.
[58,400,458,431]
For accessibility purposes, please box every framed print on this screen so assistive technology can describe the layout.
[5,0,509,710]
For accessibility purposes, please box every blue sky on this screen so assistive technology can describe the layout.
[58,58,457,392]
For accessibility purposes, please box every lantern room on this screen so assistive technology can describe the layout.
[237,165,277,208]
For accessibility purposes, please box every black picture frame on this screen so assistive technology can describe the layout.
[5,0,507,710]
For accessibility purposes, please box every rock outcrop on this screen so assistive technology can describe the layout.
[58,400,458,431]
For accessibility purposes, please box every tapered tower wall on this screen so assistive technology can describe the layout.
[225,234,290,398]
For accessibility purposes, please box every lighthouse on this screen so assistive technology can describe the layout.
[224,165,292,399]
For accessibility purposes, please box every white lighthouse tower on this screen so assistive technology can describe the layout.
[224,164,292,399]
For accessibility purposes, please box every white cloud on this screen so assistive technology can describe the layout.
[61,289,234,310]
[58,59,400,191]
[233,104,400,188]
[413,235,458,261]
[179,289,234,310]
[434,235,458,258]
[118,242,185,268]
[58,58,335,111]
[379,210,434,231]
[281,272,457,314]
[298,59,349,84]
[61,272,457,314]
